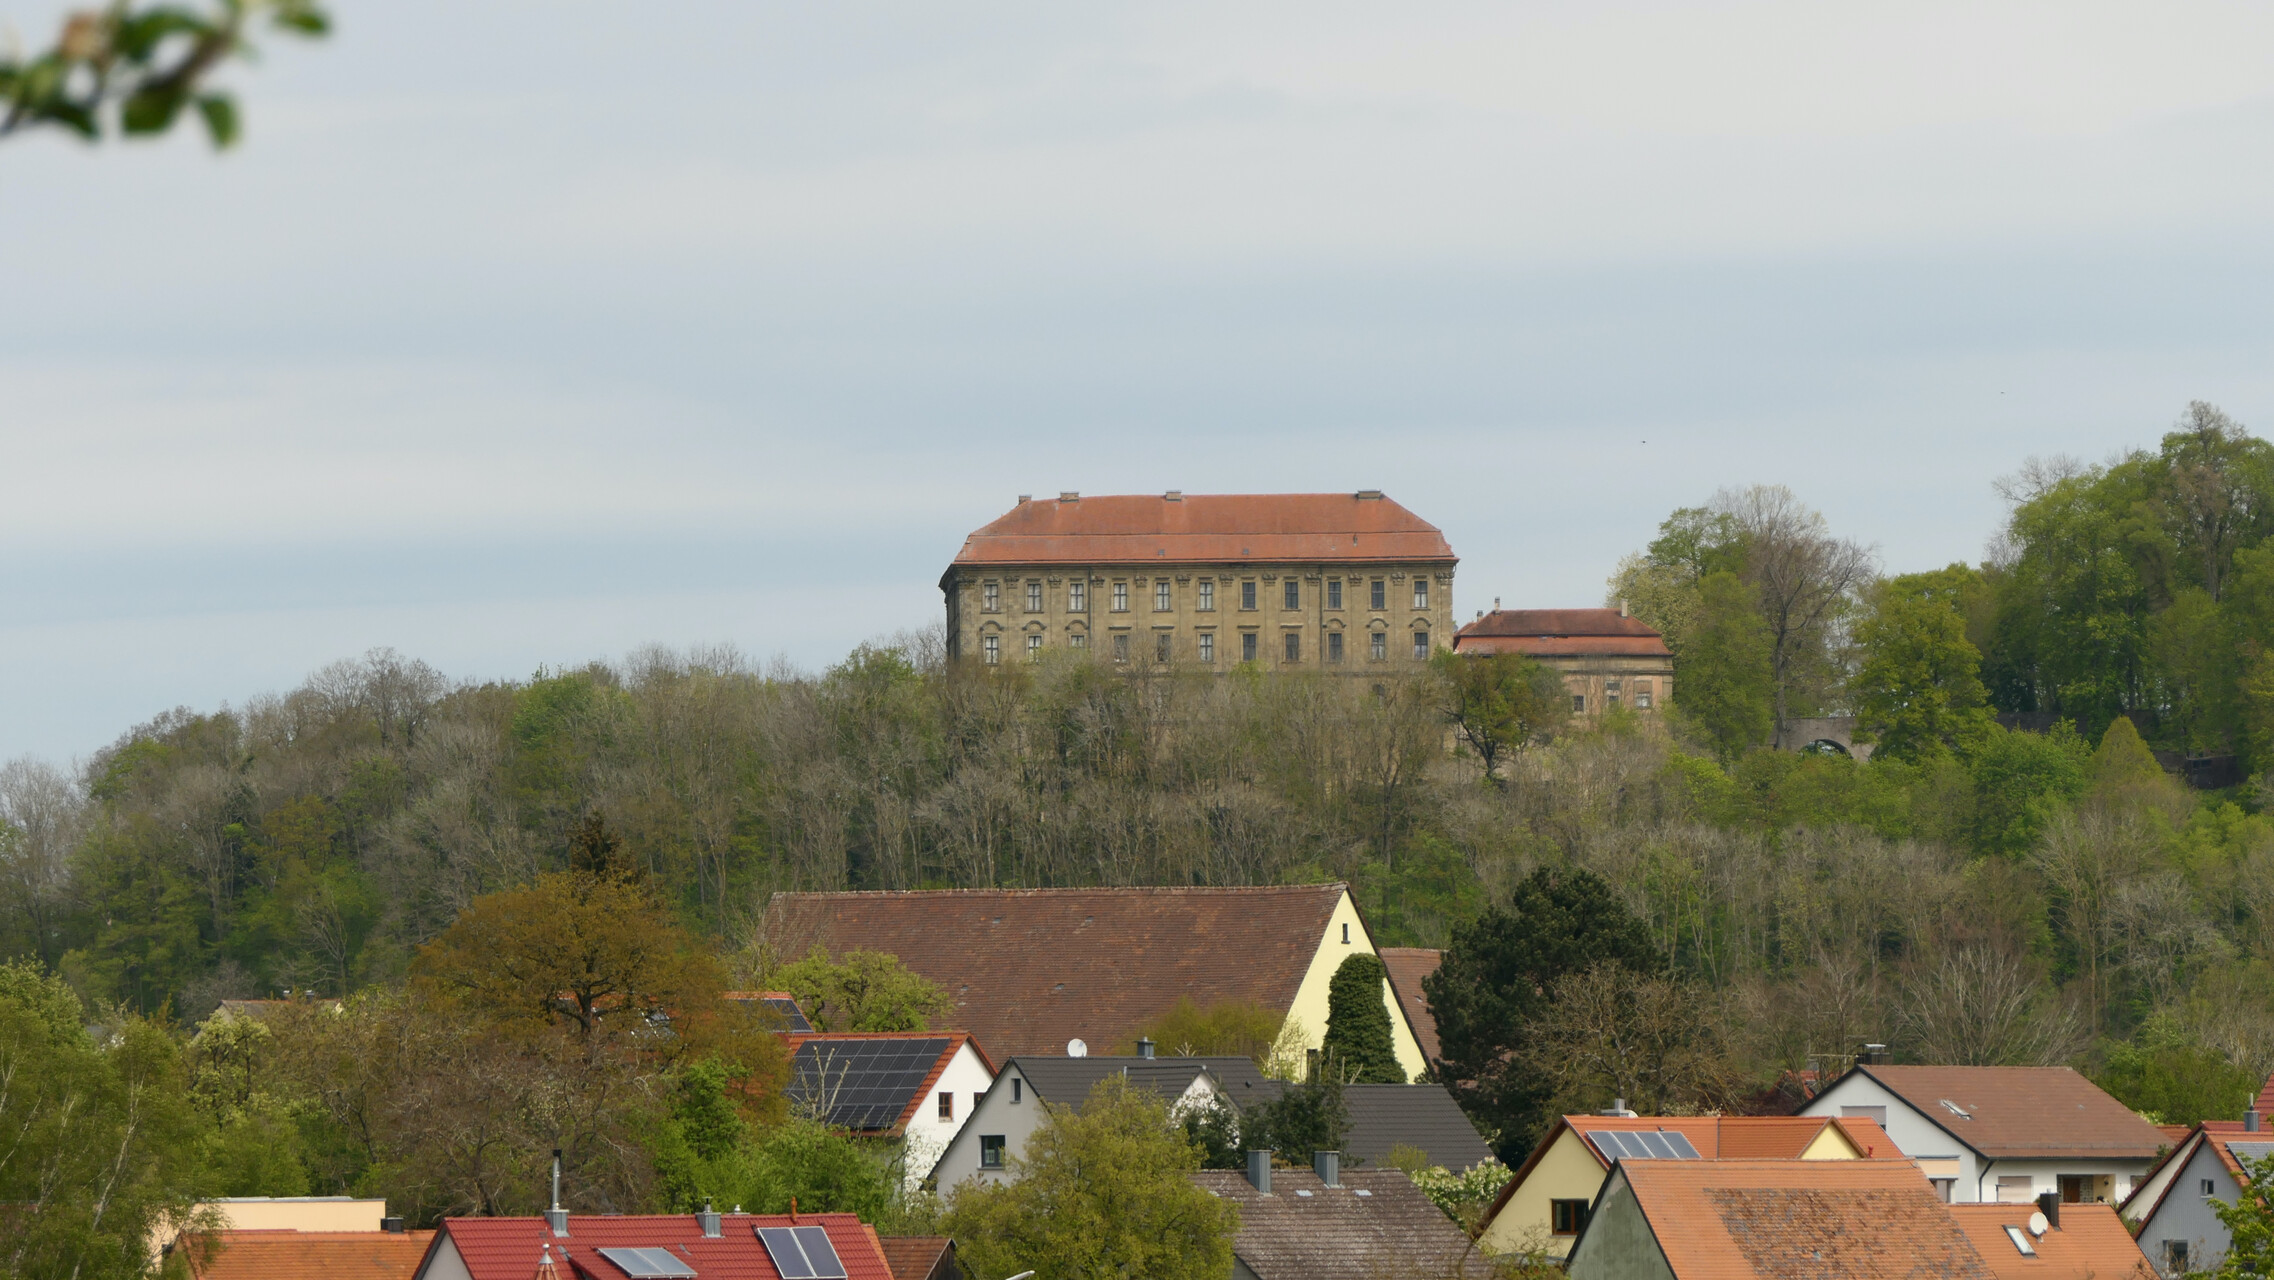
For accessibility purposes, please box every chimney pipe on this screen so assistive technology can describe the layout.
[1599,1098,1637,1117]
[2250,1110,2262,1133]
[545,1149,568,1237]
[1138,1037,1155,1060]
[380,1217,405,1233]
[1247,1150,1273,1194]
[698,1202,722,1238]
[1861,1043,1890,1066]
[2037,1192,2060,1230]
[1306,1048,1320,1083]
[1314,1151,1340,1188]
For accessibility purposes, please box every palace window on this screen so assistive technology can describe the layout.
[1069,632,1087,650]
[1413,578,1430,609]
[1413,630,1429,660]
[1242,632,1258,663]
[1327,579,1342,609]
[1327,632,1344,663]
[1026,634,1042,659]
[1606,679,1621,708]
[1283,579,1300,610]
[1156,632,1172,663]
[1113,634,1129,663]
[1572,693,1586,713]
[983,634,1000,664]
[1370,631,1386,661]
[1198,633,1214,663]
[1370,579,1386,610]
[1069,580,1086,611]
[1113,581,1129,612]
[984,581,1000,612]
[1241,580,1257,610]
[1284,632,1300,663]
[1198,581,1215,611]
[1156,580,1172,611]
[1636,679,1653,709]
[1026,580,1043,612]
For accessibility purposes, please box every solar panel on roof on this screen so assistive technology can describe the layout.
[2230,1142,2274,1164]
[756,1226,848,1280]
[1592,1129,1700,1161]
[785,1038,952,1130]
[596,1248,697,1279]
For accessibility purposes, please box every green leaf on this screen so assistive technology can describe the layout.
[196,93,239,147]
[121,86,186,135]
[45,101,100,138]
[272,6,331,37]
[114,10,212,62]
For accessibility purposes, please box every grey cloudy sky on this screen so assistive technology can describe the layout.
[5,0,2274,765]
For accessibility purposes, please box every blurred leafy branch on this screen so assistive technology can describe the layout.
[1,0,327,148]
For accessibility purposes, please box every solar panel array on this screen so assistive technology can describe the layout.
[2229,1142,2274,1165]
[788,1038,952,1130]
[763,998,815,1033]
[757,1226,848,1280]
[595,1247,698,1279]
[1590,1129,1703,1161]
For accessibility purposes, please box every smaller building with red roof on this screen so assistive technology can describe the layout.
[1452,607,1673,717]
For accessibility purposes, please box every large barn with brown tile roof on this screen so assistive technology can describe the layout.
[759,882,1429,1078]
[940,491,1458,671]
[1452,606,1674,717]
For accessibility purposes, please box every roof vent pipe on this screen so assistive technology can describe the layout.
[698,1202,722,1238]
[380,1217,405,1233]
[1861,1043,1891,1065]
[1619,599,1628,617]
[1247,1150,1273,1194]
[1137,1037,1155,1060]
[545,1149,568,1237]
[2250,1110,2263,1133]
[1600,1098,1637,1117]
[1060,491,1080,502]
[1314,1151,1340,1188]
[2037,1192,2061,1230]
[1306,1048,1320,1083]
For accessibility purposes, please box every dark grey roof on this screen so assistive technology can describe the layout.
[1191,1168,1478,1280]
[1243,1083,1494,1172]
[788,1037,952,1130]
[1009,1055,1267,1105]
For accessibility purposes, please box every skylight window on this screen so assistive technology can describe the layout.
[757,1226,848,1280]
[597,1248,698,1279]
[2004,1227,2036,1256]
[1940,1099,1973,1119]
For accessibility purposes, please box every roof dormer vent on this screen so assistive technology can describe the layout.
[1060,491,1080,502]
[1164,490,1183,501]
[1018,494,1032,503]
[1356,489,1384,500]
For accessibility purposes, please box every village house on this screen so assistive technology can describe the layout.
[1193,1154,1481,1280]
[170,1197,428,1280]
[1801,1063,2167,1204]
[940,491,1458,670]
[1450,606,1673,716]
[761,883,1431,1079]
[930,1050,1269,1190]
[782,1031,996,1189]
[1474,1112,1900,1258]
[411,1209,895,1280]
[2121,1092,2274,1276]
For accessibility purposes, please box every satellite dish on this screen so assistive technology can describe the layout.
[1067,1038,1088,1058]
[2028,1212,2049,1238]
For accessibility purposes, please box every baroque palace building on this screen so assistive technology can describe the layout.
[942,491,1457,671]
[1451,605,1674,715]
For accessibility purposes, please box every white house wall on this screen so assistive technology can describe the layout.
[929,1065,1226,1195]
[898,1043,996,1193]
[1802,1076,2154,1204]
[2135,1141,2241,1276]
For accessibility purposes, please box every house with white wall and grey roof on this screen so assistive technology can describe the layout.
[2122,1105,2274,1276]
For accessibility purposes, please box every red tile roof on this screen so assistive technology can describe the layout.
[760,885,1355,1059]
[1376,948,1441,1064]
[1842,1066,2166,1161]
[1592,1159,1991,1280]
[1452,609,1671,659]
[1947,1203,2154,1280]
[875,1237,956,1280]
[946,493,1456,572]
[422,1214,892,1280]
[190,1230,433,1280]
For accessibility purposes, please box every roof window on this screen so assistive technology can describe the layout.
[1940,1099,1973,1119]
[2004,1226,2036,1256]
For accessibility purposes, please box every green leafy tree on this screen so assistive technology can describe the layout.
[1241,1071,1349,1162]
[1179,1093,1244,1170]
[1853,566,1994,763]
[1122,997,1284,1069]
[942,1075,1239,1280]
[1425,868,1654,1160]
[1671,572,1775,760]
[767,947,953,1033]
[2212,1151,2274,1280]
[1321,953,1404,1083]
[2093,1023,2260,1127]
[1967,722,2090,858]
[1,0,328,147]
[1431,649,1569,783]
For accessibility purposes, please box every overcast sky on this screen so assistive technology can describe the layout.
[5,0,2274,766]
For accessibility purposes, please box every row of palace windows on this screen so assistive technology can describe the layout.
[1572,678,1656,712]
[979,628,1433,666]
[980,576,1431,615]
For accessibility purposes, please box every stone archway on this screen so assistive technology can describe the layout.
[1775,716,1874,762]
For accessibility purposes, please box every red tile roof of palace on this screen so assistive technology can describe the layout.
[1452,608,1672,659]
[420,1214,892,1280]
[876,1237,955,1280]
[1597,1159,1993,1280]
[1841,1066,2166,1161]
[946,493,1457,571]
[189,1230,433,1280]
[781,1032,994,1134]
[1377,948,1442,1063]
[1947,1204,2155,1280]
[759,884,1355,1059]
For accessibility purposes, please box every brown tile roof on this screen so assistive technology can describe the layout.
[945,493,1456,572]
[877,1236,958,1280]
[1596,1159,1992,1280]
[1378,947,1442,1063]
[1846,1066,2166,1161]
[1947,1204,2155,1280]
[188,1230,433,1280]
[1452,608,1672,659]
[760,885,1352,1059]
[1191,1168,1479,1280]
